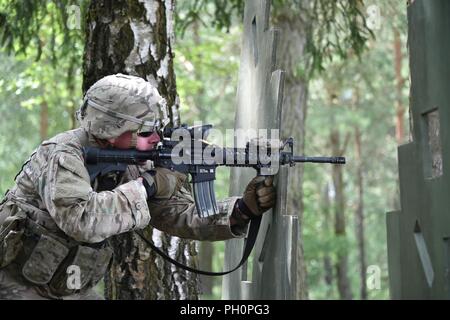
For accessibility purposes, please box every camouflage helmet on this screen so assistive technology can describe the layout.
[77,73,170,139]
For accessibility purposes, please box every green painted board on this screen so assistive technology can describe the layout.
[387,0,450,299]
[221,0,297,300]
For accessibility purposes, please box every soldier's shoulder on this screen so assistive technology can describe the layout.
[40,129,85,158]
[43,129,83,146]
[15,130,86,183]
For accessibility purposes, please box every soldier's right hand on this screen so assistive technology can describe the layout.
[140,167,187,200]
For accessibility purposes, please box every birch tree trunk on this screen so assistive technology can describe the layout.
[82,0,199,300]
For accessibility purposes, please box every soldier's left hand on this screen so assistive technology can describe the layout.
[238,176,276,219]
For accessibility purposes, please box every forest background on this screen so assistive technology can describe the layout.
[0,0,409,299]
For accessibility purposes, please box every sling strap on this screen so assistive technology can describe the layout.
[135,215,261,276]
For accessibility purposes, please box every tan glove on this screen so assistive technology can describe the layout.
[238,176,276,220]
[141,167,187,200]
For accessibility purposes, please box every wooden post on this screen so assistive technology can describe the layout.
[222,0,297,300]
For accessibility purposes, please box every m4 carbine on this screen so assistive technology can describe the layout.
[83,124,345,218]
[83,124,345,276]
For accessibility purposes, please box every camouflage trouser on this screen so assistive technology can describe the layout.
[0,264,103,300]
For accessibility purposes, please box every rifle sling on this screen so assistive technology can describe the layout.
[134,216,261,276]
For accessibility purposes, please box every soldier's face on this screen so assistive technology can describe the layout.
[108,131,160,151]
[136,131,161,151]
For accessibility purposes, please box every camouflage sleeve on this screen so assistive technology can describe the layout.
[40,149,151,243]
[147,185,248,241]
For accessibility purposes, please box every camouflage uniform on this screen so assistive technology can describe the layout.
[0,74,247,300]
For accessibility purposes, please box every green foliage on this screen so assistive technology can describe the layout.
[0,0,87,63]
[0,0,83,195]
[176,0,244,35]
[0,49,82,195]
[177,0,373,74]
[302,1,409,299]
[0,54,37,194]
[305,0,373,74]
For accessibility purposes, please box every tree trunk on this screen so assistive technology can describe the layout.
[322,183,334,298]
[394,29,405,144]
[354,127,367,299]
[273,3,311,300]
[40,100,48,141]
[198,241,213,296]
[67,58,78,130]
[330,129,353,300]
[83,0,199,299]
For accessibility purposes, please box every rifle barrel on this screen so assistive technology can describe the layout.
[292,156,346,164]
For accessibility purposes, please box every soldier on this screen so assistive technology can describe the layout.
[0,74,276,300]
